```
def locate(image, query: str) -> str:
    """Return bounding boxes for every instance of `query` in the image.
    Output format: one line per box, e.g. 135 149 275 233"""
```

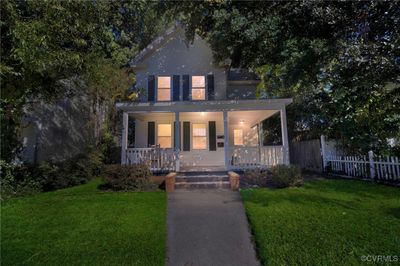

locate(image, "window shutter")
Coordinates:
183 121 190 151
207 74 215 100
209 121 216 151
182 75 190 101
148 75 155 102
173 122 181 149
173 75 180 101
148 122 155 147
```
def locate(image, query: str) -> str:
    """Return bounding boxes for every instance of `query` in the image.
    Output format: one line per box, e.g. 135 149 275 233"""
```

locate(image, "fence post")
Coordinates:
320 135 327 172
368 150 375 179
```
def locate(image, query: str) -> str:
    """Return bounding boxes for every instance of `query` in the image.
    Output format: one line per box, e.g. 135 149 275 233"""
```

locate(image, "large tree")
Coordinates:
168 1 400 155
0 0 169 162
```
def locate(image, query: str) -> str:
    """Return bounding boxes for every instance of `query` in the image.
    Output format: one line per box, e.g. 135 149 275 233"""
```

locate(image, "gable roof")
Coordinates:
129 22 182 68
130 23 258 81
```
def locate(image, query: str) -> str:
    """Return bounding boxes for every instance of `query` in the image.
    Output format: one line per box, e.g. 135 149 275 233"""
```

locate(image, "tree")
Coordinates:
168 1 400 155
0 0 170 162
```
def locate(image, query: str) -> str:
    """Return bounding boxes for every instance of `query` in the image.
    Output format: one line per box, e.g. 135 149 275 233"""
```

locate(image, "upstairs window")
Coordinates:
157 124 172 148
157 76 171 101
192 123 207 149
233 129 244 146
191 76 205 100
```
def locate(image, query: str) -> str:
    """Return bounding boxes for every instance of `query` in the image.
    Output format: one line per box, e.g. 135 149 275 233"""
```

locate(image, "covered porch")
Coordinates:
117 99 291 172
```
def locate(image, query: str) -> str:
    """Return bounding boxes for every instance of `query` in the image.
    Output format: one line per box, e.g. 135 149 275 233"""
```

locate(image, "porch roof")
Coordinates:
116 98 292 113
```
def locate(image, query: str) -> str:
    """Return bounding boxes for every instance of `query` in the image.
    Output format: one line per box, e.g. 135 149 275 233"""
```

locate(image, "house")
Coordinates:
116 24 292 172
20 79 97 164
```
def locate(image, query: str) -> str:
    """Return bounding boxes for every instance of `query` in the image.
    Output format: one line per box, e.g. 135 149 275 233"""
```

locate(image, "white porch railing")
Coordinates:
126 148 178 172
229 146 284 170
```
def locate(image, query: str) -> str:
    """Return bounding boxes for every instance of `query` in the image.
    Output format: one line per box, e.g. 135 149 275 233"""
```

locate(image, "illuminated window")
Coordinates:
157 76 171 101
233 129 244 146
191 76 205 100
157 124 172 148
192 124 207 149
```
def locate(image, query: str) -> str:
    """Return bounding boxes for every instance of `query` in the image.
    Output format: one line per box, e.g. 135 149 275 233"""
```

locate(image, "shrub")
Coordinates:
270 164 303 188
1 147 109 198
0 161 41 199
35 161 65 191
243 168 269 187
102 163 156 191
60 150 103 182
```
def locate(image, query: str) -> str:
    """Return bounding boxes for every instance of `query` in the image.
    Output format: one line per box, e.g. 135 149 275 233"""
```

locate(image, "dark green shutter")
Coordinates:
148 75 155 102
209 121 216 151
207 74 214 100
173 122 181 149
183 122 190 151
182 75 190 101
173 75 180 101
148 122 155 147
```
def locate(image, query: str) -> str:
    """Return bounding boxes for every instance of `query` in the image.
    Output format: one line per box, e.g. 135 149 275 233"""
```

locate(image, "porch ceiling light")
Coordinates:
240 120 244 124
201 112 205 116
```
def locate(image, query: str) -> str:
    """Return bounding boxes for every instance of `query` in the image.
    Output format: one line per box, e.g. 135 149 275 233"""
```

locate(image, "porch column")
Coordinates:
258 122 263 164
223 111 230 170
280 106 290 165
121 112 129 165
174 111 180 172
258 123 263 147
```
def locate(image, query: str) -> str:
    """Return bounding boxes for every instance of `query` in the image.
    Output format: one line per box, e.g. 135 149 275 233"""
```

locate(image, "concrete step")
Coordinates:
175 176 229 183
175 181 231 190
174 171 230 190
177 171 228 177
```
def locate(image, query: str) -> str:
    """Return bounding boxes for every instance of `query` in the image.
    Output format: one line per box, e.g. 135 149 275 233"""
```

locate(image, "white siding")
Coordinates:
135 28 227 100
132 112 225 166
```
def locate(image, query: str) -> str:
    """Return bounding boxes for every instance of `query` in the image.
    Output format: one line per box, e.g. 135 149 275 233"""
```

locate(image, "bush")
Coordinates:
1 146 110 198
102 163 156 191
60 150 103 182
0 161 41 199
243 168 269 187
0 149 104 198
270 164 303 188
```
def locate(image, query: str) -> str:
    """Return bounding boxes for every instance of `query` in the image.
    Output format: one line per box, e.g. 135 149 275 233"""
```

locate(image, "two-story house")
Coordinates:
116 24 292 172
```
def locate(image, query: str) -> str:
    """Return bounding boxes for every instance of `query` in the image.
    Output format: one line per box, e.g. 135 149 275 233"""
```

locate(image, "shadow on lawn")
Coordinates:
304 179 399 199
386 207 400 219
243 179 399 210
244 191 361 210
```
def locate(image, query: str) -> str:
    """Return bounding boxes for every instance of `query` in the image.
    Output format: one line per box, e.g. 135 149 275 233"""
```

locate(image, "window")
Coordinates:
157 76 171 101
191 76 205 100
192 123 207 149
233 129 244 146
157 124 172 148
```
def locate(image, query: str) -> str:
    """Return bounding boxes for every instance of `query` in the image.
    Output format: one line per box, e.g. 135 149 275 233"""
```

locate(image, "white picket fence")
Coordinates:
325 151 400 180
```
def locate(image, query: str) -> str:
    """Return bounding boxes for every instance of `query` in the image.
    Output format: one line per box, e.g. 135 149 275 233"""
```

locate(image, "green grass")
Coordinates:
241 179 400 266
1 180 166 266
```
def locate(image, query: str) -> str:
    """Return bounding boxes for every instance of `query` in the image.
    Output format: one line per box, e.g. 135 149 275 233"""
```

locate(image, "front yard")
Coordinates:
1 179 166 266
241 179 400 265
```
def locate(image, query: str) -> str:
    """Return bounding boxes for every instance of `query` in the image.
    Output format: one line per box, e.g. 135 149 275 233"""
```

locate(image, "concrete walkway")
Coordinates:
166 190 260 266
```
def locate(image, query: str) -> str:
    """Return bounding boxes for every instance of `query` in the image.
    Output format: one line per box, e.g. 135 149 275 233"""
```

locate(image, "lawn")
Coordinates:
1 180 166 266
241 179 400 265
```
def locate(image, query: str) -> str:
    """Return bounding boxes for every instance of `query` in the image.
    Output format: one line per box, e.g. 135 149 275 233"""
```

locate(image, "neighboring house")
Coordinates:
116 24 292 172
20 80 96 163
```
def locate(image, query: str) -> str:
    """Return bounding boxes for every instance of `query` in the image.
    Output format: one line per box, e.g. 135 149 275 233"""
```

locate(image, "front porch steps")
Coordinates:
174 171 230 190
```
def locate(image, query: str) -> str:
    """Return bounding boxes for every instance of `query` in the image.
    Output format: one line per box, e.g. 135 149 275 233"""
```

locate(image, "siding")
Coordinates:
134 28 227 101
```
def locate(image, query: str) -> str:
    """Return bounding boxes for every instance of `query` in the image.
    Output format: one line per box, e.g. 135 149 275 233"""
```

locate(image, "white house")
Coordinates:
116 24 292 172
